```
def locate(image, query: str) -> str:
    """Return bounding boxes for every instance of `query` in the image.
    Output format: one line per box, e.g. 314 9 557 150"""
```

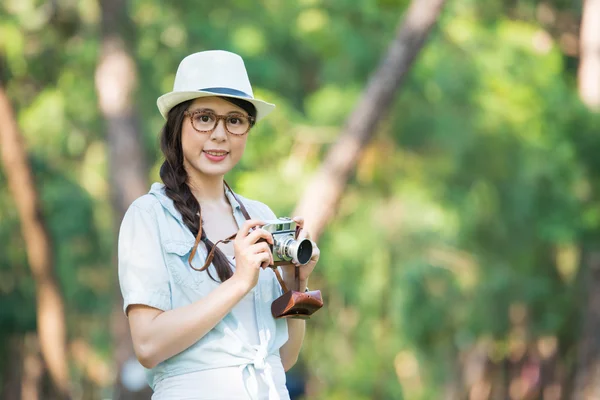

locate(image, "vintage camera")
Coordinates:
259 217 323 320
260 217 313 265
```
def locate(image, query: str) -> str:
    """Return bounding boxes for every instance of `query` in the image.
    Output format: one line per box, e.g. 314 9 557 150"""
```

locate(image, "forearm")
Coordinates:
280 318 306 371
131 276 249 368
279 277 308 371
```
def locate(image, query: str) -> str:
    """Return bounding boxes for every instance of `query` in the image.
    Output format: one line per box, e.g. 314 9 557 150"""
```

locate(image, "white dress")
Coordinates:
151 255 290 400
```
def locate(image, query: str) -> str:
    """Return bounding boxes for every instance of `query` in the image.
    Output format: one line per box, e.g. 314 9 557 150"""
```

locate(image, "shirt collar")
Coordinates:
148 182 241 223
224 182 242 212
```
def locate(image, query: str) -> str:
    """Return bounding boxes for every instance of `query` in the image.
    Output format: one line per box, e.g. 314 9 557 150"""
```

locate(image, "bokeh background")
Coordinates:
1 0 600 399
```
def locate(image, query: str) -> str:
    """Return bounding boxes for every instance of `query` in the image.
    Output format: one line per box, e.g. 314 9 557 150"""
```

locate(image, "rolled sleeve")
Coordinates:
118 203 172 316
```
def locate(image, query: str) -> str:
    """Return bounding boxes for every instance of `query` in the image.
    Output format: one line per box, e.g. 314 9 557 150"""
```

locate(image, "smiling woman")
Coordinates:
117 50 320 400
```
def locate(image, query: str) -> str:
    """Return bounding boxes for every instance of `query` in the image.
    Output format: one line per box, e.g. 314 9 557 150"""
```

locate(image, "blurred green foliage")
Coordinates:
1 0 600 398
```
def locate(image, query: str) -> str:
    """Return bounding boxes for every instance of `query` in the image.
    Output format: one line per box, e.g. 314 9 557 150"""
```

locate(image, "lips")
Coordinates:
203 150 229 156
202 150 229 162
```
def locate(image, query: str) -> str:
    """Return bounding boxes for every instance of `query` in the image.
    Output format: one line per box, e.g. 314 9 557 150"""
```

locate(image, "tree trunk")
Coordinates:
94 0 150 398
573 251 600 399
573 1 600 397
577 0 600 111
0 83 71 399
1 336 24 400
21 333 44 400
292 0 448 240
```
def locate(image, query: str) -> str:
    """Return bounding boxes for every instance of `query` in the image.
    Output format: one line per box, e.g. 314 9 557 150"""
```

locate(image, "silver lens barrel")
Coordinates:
285 238 313 265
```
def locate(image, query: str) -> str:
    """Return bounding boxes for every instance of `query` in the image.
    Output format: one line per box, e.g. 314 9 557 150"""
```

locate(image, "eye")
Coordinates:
228 115 249 126
193 112 215 124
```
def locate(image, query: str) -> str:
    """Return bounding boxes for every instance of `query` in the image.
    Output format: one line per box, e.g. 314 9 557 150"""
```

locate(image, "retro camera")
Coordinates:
260 217 313 265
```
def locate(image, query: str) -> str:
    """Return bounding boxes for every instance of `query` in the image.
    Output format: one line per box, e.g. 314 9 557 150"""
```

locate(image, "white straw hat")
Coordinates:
157 50 275 121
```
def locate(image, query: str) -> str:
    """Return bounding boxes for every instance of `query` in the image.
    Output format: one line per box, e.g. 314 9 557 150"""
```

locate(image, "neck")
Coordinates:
187 171 227 206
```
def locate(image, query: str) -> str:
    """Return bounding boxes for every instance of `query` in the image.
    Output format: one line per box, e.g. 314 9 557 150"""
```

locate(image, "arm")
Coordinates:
120 205 274 369
278 216 319 371
278 278 308 371
128 276 249 369
257 205 320 371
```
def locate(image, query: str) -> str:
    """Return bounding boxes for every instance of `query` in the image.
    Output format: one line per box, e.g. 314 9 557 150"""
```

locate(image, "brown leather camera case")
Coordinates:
271 288 323 319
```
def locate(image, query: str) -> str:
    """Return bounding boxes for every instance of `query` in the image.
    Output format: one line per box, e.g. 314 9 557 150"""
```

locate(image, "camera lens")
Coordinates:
295 239 313 265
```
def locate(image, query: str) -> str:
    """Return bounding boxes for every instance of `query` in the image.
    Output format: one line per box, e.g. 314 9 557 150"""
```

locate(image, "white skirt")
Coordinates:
151 360 290 400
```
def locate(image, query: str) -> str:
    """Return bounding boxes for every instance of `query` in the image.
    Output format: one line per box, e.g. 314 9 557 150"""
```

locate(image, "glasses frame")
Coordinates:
184 109 255 136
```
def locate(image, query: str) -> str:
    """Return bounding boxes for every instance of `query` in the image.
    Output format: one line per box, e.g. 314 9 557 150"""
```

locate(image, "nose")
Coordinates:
210 119 228 142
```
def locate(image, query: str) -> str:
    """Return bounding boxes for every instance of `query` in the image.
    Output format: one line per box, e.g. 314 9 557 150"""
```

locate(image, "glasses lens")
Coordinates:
226 115 250 135
192 112 217 131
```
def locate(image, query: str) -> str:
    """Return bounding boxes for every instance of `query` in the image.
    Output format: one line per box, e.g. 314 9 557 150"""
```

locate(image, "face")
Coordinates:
181 97 250 180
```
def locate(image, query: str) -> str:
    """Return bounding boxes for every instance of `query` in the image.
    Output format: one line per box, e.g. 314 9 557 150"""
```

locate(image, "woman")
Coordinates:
118 50 319 400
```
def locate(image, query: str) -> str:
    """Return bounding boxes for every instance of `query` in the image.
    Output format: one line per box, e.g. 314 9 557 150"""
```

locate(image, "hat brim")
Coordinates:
157 90 275 121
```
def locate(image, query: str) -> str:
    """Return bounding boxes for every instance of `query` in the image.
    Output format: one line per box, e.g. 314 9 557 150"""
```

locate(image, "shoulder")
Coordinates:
128 194 162 216
117 195 164 248
234 193 277 220
119 195 163 232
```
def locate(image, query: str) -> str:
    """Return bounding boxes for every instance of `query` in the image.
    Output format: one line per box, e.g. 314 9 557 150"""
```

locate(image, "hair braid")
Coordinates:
158 100 233 282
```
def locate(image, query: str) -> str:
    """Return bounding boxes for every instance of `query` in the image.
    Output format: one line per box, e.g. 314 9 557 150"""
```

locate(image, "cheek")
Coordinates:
230 138 248 159
181 128 207 157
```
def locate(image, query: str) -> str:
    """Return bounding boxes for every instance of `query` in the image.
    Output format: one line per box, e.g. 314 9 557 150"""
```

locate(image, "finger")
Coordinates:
243 228 274 247
296 227 312 241
311 245 320 261
292 216 304 229
248 242 272 255
255 252 271 269
236 219 266 240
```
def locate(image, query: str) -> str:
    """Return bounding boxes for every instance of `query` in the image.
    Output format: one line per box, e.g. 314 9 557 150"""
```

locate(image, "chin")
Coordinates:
196 161 234 176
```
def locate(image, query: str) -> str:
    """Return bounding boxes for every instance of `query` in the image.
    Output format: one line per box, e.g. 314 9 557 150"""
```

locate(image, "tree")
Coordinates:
0 82 70 399
94 0 150 398
573 1 600 398
577 0 600 111
293 0 449 241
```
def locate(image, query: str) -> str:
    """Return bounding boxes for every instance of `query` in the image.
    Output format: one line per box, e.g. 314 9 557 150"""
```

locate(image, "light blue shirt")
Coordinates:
118 182 289 397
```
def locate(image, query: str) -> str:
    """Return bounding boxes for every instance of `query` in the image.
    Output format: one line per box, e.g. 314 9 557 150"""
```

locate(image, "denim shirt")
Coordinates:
118 182 289 394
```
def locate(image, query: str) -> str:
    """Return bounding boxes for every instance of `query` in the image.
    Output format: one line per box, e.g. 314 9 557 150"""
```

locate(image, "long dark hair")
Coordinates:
159 97 257 282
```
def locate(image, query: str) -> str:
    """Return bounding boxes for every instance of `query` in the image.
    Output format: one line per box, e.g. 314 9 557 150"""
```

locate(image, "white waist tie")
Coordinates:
240 345 280 400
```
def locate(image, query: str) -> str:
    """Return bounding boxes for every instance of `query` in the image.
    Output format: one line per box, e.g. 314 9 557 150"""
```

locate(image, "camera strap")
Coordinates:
224 180 252 220
223 180 298 293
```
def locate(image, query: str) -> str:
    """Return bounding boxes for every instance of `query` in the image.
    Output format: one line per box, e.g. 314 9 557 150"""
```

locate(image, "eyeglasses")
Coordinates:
184 109 255 136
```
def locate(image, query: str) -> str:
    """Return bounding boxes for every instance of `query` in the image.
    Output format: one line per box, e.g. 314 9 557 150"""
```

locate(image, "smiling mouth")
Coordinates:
203 150 229 156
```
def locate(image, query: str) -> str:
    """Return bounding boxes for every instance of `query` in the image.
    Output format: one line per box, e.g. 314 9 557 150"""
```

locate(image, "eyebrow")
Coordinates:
189 108 246 115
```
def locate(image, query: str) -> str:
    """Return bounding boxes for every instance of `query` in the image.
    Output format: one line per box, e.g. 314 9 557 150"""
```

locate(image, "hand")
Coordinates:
280 216 319 291
232 219 274 293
